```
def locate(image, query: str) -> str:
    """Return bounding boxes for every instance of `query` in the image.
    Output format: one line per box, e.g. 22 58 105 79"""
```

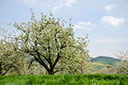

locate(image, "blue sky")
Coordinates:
0 0 128 58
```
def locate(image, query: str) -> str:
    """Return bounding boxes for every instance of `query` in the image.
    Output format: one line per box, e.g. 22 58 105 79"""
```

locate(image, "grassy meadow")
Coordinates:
0 74 128 85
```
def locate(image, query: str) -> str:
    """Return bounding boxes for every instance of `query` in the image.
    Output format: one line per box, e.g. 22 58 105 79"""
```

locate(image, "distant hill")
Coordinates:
91 56 120 66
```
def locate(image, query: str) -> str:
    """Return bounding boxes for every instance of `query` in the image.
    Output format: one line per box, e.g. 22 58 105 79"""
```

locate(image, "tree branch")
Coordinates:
2 64 13 75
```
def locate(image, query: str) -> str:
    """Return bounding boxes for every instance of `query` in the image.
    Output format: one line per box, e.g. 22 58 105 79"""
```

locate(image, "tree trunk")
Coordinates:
0 62 2 75
48 70 54 75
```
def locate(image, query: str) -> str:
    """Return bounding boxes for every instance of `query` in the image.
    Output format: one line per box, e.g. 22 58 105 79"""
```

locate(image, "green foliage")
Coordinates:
0 74 128 85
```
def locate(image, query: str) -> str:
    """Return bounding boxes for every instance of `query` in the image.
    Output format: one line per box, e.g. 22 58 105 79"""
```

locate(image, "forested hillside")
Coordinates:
91 56 120 65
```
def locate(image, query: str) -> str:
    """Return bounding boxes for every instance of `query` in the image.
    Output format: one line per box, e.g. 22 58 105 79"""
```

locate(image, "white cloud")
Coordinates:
104 5 115 12
101 16 125 27
52 4 63 13
24 0 77 12
65 0 77 7
52 0 77 12
74 21 97 30
24 0 39 4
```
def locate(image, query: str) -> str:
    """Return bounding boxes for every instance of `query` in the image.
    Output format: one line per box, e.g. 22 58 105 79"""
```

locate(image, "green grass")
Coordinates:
0 74 128 85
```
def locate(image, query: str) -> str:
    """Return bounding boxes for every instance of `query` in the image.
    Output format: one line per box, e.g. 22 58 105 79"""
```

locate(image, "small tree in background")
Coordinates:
0 28 23 75
13 10 90 75
115 51 128 74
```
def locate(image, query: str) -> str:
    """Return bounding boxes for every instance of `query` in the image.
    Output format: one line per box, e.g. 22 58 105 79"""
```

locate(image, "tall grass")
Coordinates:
0 74 128 85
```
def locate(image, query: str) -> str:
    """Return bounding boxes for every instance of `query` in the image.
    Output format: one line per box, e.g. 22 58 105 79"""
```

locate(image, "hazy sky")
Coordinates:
0 0 128 58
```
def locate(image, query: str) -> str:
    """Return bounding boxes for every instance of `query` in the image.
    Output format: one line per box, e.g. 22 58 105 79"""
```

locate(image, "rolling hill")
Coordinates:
91 56 120 66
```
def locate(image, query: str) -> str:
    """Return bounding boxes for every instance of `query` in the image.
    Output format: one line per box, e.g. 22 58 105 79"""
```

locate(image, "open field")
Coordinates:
0 74 128 85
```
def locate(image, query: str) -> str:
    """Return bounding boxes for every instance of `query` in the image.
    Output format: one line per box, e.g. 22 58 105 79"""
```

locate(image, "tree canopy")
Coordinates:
13 10 90 75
